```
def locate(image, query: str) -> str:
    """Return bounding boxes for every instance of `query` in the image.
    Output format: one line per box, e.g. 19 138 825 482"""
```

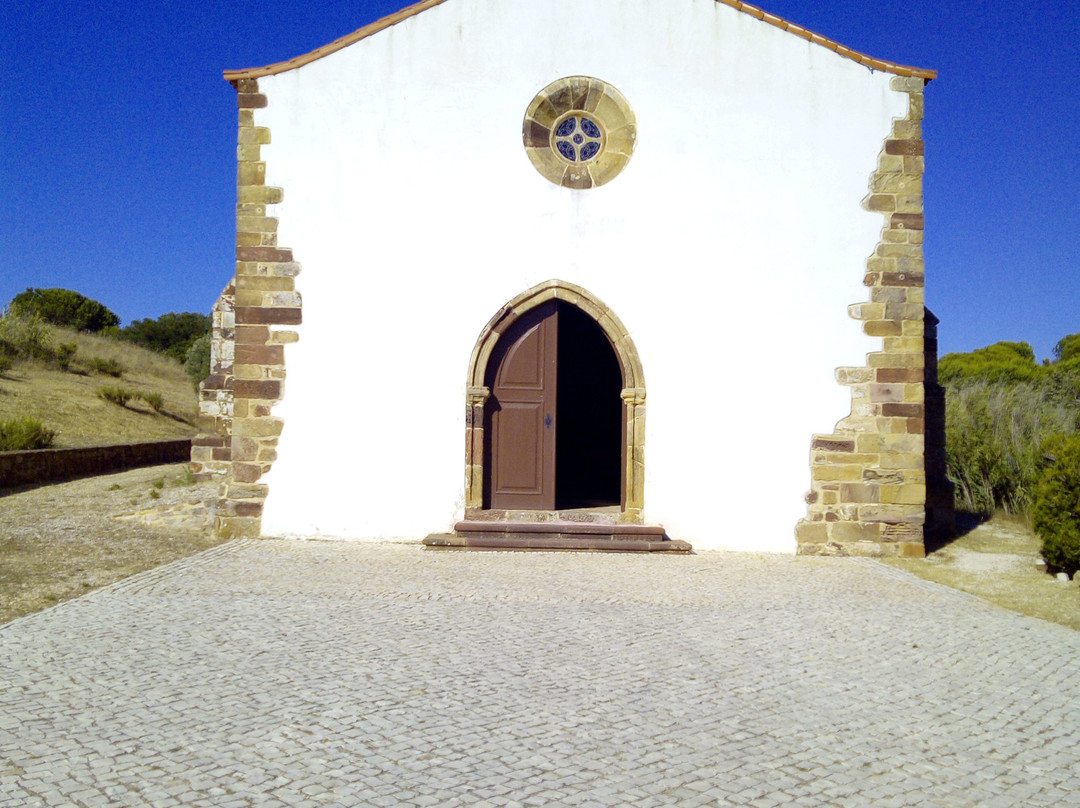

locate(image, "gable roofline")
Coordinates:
223 0 936 83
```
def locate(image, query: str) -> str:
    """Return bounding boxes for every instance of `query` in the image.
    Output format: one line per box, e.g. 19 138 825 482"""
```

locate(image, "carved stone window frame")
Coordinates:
522 76 637 190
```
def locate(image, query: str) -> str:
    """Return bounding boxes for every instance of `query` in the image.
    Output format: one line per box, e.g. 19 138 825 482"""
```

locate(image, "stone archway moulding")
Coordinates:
464 279 646 522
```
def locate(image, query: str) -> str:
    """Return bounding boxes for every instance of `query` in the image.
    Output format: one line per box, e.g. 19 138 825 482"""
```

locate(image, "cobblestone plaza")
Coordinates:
2 541 1079 806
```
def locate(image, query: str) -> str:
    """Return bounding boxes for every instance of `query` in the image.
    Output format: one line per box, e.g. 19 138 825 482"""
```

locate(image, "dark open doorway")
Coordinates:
555 303 622 509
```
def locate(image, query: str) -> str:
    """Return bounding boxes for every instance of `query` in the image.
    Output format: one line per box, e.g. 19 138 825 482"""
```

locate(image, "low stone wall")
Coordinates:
0 440 193 490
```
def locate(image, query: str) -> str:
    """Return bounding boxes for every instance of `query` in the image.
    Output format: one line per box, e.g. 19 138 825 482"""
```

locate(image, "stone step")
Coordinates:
422 521 692 553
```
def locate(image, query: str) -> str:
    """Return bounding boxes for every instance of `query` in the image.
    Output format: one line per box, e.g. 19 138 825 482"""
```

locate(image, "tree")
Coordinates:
121 312 212 362
9 288 120 332
938 341 1043 385
1033 435 1080 576
1054 333 1080 365
184 332 212 389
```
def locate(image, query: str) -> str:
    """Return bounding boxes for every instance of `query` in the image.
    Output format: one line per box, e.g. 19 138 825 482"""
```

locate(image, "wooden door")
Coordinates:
486 302 558 509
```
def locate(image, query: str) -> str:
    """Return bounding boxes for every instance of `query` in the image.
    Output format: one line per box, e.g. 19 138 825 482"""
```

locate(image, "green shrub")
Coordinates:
0 311 54 362
1032 435 1080 576
55 342 77 371
939 341 1044 385
0 355 11 375
90 357 124 377
1054 333 1080 364
0 417 56 451
97 385 134 407
184 331 212 389
140 391 164 412
121 313 211 361
945 380 1077 514
9 288 120 332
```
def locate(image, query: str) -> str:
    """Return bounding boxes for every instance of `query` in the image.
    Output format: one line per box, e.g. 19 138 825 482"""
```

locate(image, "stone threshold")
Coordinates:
423 520 692 553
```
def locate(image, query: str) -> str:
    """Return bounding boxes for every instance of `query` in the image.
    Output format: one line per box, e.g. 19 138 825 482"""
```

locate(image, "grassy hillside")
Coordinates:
0 327 197 448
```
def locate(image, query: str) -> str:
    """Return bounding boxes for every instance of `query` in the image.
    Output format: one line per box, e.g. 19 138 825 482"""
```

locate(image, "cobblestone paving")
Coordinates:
2 540 1079 807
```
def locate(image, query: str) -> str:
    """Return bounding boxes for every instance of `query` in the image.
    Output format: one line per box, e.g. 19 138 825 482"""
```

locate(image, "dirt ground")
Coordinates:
883 513 1080 632
2 470 1078 631
0 464 225 623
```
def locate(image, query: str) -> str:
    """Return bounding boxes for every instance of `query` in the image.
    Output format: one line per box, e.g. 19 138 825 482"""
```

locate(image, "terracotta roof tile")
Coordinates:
223 0 935 83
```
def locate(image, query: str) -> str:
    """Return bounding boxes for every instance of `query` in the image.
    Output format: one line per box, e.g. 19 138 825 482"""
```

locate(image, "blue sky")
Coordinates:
3 0 1078 359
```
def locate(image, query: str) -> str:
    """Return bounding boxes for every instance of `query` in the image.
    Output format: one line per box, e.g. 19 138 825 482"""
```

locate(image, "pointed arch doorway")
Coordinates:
461 280 649 524
484 299 622 511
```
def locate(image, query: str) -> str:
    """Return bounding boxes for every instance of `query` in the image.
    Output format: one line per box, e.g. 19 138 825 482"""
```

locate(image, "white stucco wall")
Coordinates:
255 0 909 551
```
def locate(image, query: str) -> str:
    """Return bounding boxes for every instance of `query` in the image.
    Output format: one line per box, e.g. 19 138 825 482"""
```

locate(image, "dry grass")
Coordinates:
883 513 1080 631
0 463 225 624
0 327 197 448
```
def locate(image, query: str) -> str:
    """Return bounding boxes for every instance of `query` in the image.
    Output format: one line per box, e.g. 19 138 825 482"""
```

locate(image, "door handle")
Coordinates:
544 413 552 429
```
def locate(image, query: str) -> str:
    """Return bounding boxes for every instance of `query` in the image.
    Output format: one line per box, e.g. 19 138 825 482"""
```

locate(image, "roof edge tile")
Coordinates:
224 0 451 82
718 1 936 79
223 0 935 84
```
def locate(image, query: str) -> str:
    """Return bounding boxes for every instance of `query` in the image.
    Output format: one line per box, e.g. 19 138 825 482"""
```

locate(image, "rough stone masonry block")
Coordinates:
811 436 856 452
847 302 885 321
237 144 261 163
878 154 905 173
238 186 284 204
884 337 925 354
908 93 925 121
868 352 923 369
902 319 925 336
839 483 880 503
891 119 922 140
885 139 924 156
235 344 284 366
868 384 905 403
795 521 829 543
239 276 295 292
234 306 302 326
238 127 271 145
879 484 926 505
835 366 876 385
865 194 897 212
870 173 922 194
237 162 266 186
882 402 924 418
877 368 922 383
876 243 923 259
895 194 924 213
864 320 903 337
859 504 926 524
231 364 265 381
269 329 299 344
236 216 278 234
236 246 293 263
890 75 927 93
857 433 924 454
234 325 270 344
233 417 284 439
233 379 282 400
878 452 924 470
811 464 864 482
890 213 924 230
237 93 268 109
230 462 264 483
216 515 261 539
829 521 883 543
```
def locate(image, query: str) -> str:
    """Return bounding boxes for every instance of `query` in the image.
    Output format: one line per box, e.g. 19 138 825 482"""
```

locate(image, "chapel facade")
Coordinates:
192 0 953 555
